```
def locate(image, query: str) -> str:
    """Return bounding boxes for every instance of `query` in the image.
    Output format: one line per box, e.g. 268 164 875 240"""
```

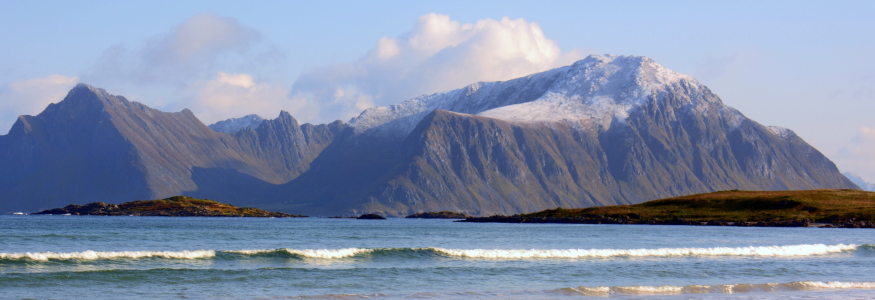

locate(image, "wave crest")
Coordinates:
2 244 863 262
226 248 372 259
557 281 875 296
0 250 215 261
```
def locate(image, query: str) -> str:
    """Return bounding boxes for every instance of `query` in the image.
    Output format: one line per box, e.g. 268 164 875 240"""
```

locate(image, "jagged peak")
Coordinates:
250 111 303 135
277 110 294 120
267 110 300 127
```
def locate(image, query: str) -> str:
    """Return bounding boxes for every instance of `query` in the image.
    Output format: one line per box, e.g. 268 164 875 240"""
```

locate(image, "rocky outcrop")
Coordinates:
356 214 386 219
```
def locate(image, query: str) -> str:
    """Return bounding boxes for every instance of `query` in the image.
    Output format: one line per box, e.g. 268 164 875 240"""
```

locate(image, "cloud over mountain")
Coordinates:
0 74 78 133
289 13 585 123
86 13 264 86
192 72 293 123
74 13 291 124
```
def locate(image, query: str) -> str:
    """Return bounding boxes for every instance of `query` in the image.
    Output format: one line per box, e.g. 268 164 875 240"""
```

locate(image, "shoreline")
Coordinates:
459 215 875 228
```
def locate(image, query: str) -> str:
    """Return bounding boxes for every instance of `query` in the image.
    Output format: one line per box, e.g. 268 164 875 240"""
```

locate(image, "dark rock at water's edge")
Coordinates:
406 211 471 219
33 196 306 217
357 214 386 219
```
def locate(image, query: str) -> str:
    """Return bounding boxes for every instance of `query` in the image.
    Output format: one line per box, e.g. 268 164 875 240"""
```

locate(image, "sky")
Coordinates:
1 0 874 182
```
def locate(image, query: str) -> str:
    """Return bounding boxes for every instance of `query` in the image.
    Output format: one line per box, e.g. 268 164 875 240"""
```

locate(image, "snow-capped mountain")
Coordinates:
844 172 875 191
208 114 265 133
350 55 743 136
283 55 857 216
0 55 859 216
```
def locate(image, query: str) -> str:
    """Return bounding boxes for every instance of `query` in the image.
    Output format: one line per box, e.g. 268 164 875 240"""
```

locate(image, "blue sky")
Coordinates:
1 0 874 182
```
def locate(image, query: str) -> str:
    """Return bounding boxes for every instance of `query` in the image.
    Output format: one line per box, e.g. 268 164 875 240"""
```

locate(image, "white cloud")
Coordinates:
192 72 315 125
835 126 875 183
84 13 265 88
0 74 79 134
289 13 585 123
76 13 294 124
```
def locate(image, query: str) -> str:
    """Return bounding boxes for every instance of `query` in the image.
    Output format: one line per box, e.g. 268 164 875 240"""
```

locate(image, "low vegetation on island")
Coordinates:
33 196 306 217
462 189 875 228
406 211 471 219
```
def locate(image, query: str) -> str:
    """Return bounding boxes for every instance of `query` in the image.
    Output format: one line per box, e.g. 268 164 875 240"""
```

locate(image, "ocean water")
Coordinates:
2 215 874 299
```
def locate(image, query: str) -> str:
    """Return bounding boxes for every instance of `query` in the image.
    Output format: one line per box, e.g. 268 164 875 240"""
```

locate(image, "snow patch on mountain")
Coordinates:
209 114 265 133
767 126 794 140
349 54 730 136
477 93 628 128
349 65 569 136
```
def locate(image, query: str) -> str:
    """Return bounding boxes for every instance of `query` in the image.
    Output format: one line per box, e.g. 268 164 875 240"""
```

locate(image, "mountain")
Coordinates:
275 55 858 216
0 84 344 213
0 55 858 215
844 172 875 191
208 114 265 133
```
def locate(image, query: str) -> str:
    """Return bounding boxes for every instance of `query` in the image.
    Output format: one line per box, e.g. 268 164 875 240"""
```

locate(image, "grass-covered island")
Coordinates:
462 189 875 228
33 196 306 217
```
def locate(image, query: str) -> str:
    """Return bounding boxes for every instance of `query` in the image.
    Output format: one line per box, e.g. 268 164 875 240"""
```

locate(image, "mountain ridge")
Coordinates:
0 55 860 215
276 55 856 216
0 84 346 212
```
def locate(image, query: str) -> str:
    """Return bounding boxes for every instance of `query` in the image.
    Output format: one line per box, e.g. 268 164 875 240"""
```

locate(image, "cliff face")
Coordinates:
0 84 344 213
0 55 858 215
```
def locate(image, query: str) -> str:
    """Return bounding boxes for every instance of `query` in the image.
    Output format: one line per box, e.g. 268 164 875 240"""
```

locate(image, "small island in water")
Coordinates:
406 211 471 219
33 196 306 217
462 189 875 228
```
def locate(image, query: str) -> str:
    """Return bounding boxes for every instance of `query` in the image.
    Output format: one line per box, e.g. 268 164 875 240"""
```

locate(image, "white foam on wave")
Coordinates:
558 281 875 296
0 250 215 261
225 248 372 259
6 243 864 262
282 248 372 259
432 244 858 259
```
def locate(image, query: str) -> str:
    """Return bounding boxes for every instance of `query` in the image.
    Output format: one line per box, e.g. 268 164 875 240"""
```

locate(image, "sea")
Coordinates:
2 215 874 299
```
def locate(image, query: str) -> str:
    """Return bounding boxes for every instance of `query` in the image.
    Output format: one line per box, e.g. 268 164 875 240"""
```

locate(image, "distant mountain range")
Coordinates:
208 114 265 133
844 172 875 191
0 55 859 215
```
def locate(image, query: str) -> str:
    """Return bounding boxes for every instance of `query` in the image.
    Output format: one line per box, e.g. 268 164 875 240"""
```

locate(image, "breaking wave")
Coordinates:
554 281 875 296
0 250 215 261
1 244 868 262
225 248 373 259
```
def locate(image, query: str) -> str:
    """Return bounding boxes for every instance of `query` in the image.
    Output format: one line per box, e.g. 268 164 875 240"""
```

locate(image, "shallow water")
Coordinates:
2 215 874 299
